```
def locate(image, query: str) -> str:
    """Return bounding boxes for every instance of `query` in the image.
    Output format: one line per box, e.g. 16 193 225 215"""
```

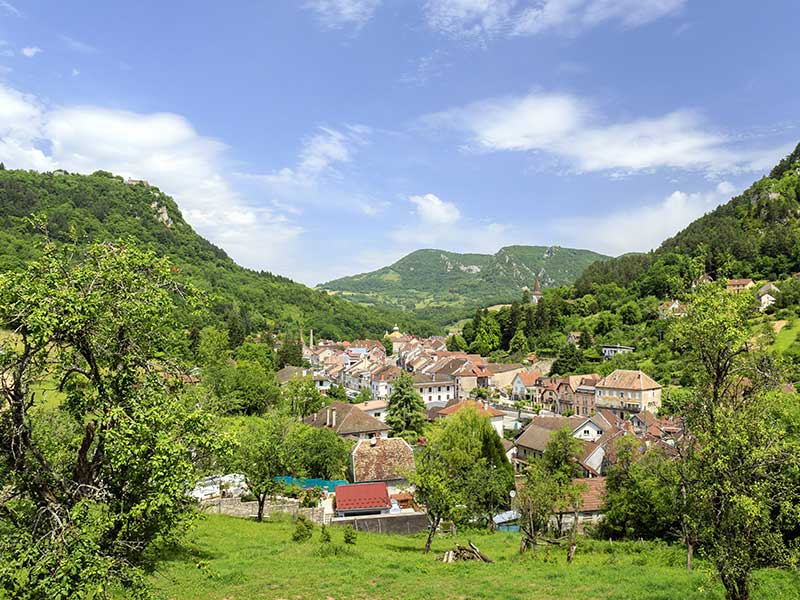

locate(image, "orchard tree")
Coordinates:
0 239 224 597
385 372 426 439
282 376 324 419
229 415 302 521
672 284 800 600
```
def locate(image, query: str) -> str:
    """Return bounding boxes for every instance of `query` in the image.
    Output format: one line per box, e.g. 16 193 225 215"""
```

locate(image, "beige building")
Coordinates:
594 369 662 416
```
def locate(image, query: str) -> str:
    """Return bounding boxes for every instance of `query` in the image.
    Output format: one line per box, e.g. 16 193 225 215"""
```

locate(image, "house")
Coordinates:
351 437 415 495
305 402 390 440
595 370 662 416
760 294 777 311
757 283 779 312
567 331 582 347
553 374 601 416
726 278 755 294
436 399 505 437
333 482 391 517
511 371 543 402
658 299 687 318
553 477 607 532
486 363 526 389
514 415 585 463
353 399 389 422
276 366 312 385
691 273 714 288
410 372 457 407
601 345 635 360
370 365 401 400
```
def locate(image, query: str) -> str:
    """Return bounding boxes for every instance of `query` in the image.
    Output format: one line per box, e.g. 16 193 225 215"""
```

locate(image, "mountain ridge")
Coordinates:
0 168 440 341
319 244 610 324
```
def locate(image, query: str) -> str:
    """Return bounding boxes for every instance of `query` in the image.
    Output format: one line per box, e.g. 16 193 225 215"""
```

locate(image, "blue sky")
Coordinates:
0 1 797 285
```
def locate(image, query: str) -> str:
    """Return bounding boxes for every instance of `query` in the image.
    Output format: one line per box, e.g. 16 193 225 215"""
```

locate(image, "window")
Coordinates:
438 395 441 401
583 429 590 435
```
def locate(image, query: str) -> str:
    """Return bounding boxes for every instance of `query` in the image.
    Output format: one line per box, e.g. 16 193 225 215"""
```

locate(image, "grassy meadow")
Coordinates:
144 514 800 600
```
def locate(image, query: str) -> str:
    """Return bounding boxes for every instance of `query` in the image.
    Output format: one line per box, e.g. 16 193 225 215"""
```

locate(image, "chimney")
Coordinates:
370 435 377 447
325 407 331 427
331 407 337 429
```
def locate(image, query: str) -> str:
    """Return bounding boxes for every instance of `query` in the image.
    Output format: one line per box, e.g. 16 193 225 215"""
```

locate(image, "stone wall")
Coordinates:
200 497 326 525
330 512 429 535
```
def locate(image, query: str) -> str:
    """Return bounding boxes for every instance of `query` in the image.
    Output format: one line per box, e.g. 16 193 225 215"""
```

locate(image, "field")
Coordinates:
145 514 800 600
771 318 800 352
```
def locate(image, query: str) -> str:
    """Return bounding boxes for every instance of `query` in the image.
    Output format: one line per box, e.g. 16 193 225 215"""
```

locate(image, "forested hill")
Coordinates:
0 168 439 340
319 245 610 325
575 142 800 296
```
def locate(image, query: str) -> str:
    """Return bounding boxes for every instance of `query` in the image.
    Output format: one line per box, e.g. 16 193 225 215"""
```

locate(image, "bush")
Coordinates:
291 515 314 542
301 487 324 508
319 525 331 544
343 526 357 546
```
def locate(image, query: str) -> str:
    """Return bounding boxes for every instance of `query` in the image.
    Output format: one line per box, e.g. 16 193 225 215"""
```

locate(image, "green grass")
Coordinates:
771 318 800 352
144 514 800 600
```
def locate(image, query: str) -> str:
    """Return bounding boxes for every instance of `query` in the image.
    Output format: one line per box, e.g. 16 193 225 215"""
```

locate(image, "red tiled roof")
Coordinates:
577 477 606 512
517 371 542 387
437 399 504 418
334 482 390 511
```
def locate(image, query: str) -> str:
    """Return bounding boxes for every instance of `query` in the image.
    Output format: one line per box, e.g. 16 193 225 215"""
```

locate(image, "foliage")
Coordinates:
281 376 324 419
0 239 224 597
343 525 357 545
354 387 372 404
410 406 514 552
385 372 426 439
291 515 314 542
0 169 439 342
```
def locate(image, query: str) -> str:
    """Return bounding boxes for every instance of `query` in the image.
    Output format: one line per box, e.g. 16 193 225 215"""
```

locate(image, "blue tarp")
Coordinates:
274 476 348 493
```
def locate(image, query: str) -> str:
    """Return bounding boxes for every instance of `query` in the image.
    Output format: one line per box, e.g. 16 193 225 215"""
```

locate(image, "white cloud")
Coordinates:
552 180 736 255
399 50 452 86
21 46 42 58
71 68 80 76
60 35 95 53
0 83 302 274
0 1 20 16
427 90 790 175
303 0 381 30
424 0 686 41
409 193 461 224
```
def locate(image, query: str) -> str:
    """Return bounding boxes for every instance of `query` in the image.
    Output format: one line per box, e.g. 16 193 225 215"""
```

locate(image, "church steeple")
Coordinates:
531 278 543 304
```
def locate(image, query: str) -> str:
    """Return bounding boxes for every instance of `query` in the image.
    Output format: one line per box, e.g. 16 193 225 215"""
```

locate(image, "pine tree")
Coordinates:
385 372 426 439
509 328 530 356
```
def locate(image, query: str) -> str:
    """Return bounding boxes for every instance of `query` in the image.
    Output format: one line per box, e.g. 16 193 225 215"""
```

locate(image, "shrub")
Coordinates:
319 525 331 544
343 526 357 546
291 515 314 542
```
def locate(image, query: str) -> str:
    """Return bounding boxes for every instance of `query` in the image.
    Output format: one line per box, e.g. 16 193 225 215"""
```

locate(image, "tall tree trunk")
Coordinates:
257 495 266 522
721 572 750 600
686 541 693 572
423 517 439 554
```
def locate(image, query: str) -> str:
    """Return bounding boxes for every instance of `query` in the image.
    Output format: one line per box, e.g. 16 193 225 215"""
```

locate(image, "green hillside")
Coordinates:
0 168 438 341
576 142 800 294
319 245 610 324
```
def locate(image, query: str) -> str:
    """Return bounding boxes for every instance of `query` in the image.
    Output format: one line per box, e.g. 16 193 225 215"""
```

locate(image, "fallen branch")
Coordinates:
440 541 493 563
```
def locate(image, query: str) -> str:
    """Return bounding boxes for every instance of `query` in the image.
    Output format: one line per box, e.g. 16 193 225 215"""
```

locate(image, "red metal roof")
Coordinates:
334 482 390 511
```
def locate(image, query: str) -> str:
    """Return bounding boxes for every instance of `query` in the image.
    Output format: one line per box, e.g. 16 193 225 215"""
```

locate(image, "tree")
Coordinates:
509 328 530 356
198 325 230 366
354 386 372 404
550 343 583 376
0 240 224 597
515 461 560 554
469 315 501 356
446 333 468 352
229 415 301 521
408 466 460 554
385 372 426 439
277 332 303 368
289 426 351 479
281 376 324 419
412 407 514 540
327 383 348 402
213 360 280 415
672 284 800 600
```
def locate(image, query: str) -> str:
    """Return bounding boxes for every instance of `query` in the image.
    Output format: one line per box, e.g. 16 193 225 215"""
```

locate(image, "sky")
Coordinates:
0 1 798 286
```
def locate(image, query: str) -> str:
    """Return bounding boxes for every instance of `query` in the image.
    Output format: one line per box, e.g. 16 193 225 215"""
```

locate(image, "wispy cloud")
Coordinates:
424 0 686 42
425 90 792 176
399 50 452 86
60 35 96 53
21 46 41 58
0 1 20 17
303 0 381 30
